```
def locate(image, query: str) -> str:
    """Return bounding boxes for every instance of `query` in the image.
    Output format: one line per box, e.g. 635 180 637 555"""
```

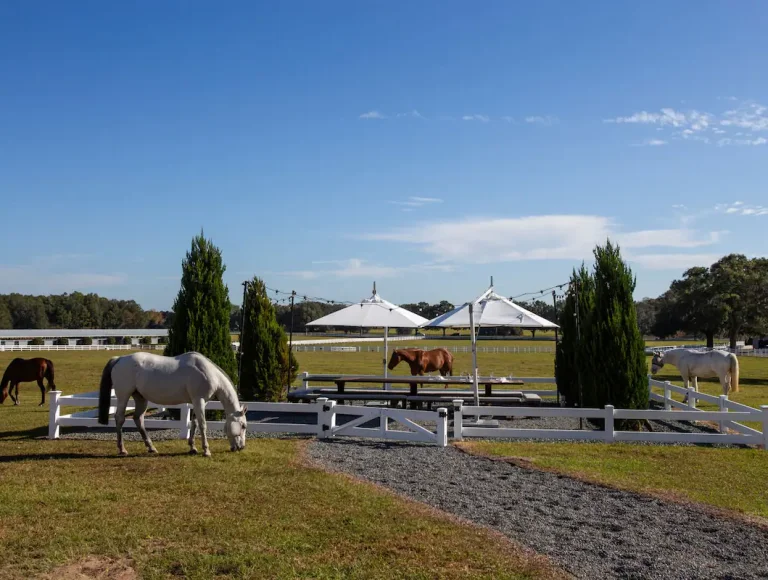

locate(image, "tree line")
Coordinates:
0 292 171 330
634 254 768 349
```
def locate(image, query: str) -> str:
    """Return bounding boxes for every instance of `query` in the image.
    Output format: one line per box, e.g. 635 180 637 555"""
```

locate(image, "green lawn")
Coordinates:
0 350 565 580
457 441 768 521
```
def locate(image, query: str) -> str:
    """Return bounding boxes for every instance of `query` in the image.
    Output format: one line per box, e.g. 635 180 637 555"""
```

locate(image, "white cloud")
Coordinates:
525 115 559 126
357 215 723 265
462 114 489 123
720 102 768 132
388 196 444 210
359 110 385 120
0 265 127 294
605 108 688 127
606 100 768 147
501 116 515 123
278 258 455 280
635 138 667 146
627 253 723 270
715 202 768 216
396 110 424 119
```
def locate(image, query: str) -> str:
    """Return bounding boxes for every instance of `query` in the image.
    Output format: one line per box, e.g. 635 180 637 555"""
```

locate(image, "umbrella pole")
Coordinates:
469 304 479 406
383 326 389 390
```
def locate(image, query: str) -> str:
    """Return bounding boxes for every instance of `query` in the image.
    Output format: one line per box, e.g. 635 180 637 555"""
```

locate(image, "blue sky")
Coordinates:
1 1 767 310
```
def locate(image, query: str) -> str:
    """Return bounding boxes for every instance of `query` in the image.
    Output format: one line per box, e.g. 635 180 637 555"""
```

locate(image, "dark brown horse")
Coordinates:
1 357 57 406
388 348 454 388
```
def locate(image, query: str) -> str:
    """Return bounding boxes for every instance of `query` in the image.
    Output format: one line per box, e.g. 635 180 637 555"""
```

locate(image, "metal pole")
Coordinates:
469 303 479 407
287 290 296 396
573 280 584 430
552 289 560 406
237 280 248 392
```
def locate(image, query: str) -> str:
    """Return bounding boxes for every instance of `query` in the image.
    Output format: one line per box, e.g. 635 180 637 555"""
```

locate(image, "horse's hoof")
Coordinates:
148 447 158 454
118 450 129 457
188 448 198 455
203 450 212 458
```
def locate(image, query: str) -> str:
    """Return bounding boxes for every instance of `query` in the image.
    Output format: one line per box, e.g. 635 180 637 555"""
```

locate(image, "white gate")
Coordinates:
318 398 448 446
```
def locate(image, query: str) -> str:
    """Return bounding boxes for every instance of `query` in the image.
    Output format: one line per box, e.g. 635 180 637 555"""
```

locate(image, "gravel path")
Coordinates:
306 439 768 580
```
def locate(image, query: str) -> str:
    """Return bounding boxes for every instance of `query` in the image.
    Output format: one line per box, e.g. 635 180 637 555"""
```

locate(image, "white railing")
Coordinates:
47 391 447 446
452 377 768 448
292 345 556 354
291 336 425 346
1 344 165 352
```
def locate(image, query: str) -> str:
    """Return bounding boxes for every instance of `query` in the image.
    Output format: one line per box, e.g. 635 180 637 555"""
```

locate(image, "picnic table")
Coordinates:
288 374 531 408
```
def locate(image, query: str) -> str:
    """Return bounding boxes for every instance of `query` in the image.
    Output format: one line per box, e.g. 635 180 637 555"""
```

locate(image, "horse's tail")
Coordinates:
0 365 11 401
98 356 121 425
44 359 56 388
730 353 740 393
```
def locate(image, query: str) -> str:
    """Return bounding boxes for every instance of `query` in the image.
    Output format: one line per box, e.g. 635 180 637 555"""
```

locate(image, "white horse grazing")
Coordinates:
651 348 739 401
97 351 247 457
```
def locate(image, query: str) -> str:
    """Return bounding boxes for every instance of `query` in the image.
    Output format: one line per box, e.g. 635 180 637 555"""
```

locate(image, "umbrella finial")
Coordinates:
490 275 493 288
373 281 377 295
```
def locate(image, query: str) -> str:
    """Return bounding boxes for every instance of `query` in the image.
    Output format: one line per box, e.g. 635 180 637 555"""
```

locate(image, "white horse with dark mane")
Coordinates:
651 348 739 401
97 351 247 457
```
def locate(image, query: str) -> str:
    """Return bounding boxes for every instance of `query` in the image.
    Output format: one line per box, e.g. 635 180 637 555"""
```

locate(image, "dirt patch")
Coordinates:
37 557 137 580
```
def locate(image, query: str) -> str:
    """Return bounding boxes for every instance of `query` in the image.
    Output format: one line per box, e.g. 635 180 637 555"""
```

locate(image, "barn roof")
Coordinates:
0 329 168 339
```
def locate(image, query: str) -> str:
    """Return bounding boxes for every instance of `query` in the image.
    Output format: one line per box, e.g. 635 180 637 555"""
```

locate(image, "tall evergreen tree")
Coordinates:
164 231 237 381
555 264 594 407
588 240 648 427
239 276 298 401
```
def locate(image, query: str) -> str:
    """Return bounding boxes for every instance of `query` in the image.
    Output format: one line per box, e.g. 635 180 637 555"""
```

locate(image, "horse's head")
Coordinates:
650 351 665 374
225 404 248 451
0 386 7 404
387 350 403 370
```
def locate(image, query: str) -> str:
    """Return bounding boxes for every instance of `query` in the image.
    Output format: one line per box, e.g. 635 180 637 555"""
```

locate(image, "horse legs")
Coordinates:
132 393 157 454
9 382 18 405
192 398 210 457
188 410 198 454
681 373 690 404
37 378 46 406
114 393 132 456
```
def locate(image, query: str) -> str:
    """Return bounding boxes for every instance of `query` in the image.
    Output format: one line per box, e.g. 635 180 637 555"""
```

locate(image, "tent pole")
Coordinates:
469 303 479 406
383 326 389 390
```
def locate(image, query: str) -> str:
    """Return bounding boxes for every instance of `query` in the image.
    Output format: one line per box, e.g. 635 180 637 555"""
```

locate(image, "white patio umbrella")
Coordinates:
306 283 429 384
421 284 559 406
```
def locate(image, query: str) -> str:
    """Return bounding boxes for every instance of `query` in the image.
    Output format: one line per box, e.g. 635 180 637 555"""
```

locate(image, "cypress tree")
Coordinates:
239 276 299 401
588 240 648 428
164 231 238 381
555 264 595 407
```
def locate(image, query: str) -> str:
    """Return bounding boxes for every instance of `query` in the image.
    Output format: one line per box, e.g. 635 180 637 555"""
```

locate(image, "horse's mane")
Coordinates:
187 351 237 393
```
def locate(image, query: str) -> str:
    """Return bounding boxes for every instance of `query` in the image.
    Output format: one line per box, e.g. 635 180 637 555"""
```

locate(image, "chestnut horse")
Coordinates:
1 357 57 406
388 348 454 388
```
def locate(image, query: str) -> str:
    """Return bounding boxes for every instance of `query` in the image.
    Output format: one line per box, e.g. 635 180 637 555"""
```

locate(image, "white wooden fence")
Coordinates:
1 344 165 352
47 391 448 446
452 377 768 448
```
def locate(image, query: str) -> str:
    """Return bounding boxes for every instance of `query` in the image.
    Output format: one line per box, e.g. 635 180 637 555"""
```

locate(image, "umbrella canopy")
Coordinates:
422 285 558 405
306 284 429 379
424 287 559 330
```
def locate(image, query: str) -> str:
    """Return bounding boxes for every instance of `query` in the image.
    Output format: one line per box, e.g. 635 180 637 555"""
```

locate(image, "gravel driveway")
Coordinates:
306 438 768 580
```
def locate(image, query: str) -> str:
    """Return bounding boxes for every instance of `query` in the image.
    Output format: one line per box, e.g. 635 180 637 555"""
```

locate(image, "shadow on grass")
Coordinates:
0 426 49 440
0 450 198 463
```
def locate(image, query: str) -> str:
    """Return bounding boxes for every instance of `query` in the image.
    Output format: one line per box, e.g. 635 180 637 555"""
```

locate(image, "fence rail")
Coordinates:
1 344 165 352
293 344 557 354
47 391 448 446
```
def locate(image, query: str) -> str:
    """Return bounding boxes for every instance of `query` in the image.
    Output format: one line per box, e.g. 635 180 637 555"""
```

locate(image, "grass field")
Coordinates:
457 441 768 522
2 345 767 578
0 349 565 580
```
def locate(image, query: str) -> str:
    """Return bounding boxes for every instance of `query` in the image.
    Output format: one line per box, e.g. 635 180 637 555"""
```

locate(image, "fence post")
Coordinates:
719 395 728 433
453 399 463 441
379 408 388 437
762 406 768 450
48 390 61 439
436 408 448 447
302 371 309 390
179 404 191 440
664 381 671 411
688 387 697 410
604 405 615 442
318 398 336 439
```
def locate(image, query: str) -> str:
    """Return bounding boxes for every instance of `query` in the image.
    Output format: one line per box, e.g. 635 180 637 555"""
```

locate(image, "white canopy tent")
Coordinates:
306 284 429 383
421 284 559 406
